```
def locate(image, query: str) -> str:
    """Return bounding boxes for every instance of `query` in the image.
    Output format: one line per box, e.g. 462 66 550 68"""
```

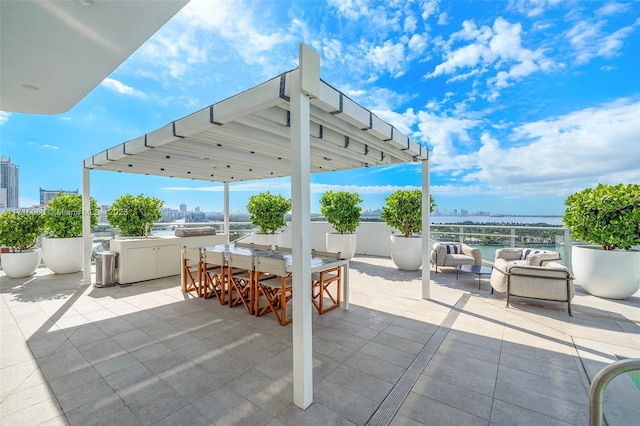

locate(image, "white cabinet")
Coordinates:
110 234 227 284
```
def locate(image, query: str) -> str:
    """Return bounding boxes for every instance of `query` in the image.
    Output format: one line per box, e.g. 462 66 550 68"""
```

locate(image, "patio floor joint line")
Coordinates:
365 293 470 426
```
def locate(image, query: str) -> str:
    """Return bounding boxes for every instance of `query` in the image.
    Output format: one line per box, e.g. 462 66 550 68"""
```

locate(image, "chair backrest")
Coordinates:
312 249 341 259
234 241 252 248
251 243 272 251
202 249 224 265
228 252 253 270
183 246 202 262
275 245 292 253
255 256 287 276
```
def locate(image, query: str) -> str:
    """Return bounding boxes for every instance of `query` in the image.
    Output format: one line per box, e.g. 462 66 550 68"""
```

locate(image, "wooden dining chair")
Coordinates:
201 250 226 304
274 245 292 253
311 250 342 314
227 252 254 314
255 256 293 325
182 247 203 296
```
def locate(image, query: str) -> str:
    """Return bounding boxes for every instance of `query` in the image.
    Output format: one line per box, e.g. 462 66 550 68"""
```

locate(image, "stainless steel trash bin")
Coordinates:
95 252 117 287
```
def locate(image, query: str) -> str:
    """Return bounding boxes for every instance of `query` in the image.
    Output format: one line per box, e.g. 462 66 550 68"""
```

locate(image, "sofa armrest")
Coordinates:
461 244 483 265
495 248 523 261
430 243 448 266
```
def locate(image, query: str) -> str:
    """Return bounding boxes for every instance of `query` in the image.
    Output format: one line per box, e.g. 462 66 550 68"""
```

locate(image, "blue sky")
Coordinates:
1 0 639 216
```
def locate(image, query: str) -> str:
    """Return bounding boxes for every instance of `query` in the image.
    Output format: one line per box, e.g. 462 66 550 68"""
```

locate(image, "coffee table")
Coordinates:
454 265 493 289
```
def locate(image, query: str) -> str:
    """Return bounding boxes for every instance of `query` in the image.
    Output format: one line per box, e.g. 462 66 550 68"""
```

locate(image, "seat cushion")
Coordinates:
443 253 475 266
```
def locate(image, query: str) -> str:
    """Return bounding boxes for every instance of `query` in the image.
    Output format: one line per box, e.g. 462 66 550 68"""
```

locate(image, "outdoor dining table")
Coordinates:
199 244 350 311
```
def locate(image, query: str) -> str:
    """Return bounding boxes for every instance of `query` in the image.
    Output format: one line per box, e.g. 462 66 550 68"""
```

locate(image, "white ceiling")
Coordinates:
85 69 428 182
0 0 188 114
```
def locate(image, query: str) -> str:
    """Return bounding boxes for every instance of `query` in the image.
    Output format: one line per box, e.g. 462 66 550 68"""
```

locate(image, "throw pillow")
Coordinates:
444 244 462 254
521 248 541 260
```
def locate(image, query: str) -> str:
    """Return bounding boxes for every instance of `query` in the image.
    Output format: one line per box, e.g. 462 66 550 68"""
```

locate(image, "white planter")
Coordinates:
390 234 422 271
42 237 84 274
572 245 640 299
250 233 280 249
326 233 357 259
1 249 41 278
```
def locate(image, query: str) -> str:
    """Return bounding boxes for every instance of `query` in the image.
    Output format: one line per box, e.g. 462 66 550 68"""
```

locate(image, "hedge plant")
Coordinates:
319 191 363 234
44 194 98 238
563 183 640 250
106 194 163 237
381 190 436 238
246 192 291 234
0 210 44 252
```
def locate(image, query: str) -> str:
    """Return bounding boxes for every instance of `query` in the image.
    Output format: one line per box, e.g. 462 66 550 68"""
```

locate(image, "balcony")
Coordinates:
1 225 638 425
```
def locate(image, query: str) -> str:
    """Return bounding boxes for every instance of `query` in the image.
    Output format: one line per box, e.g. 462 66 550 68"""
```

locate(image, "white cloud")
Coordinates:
566 17 639 65
421 0 440 20
597 2 632 16
368 41 407 77
509 0 563 17
426 17 551 100
462 98 640 196
101 78 146 97
0 111 10 125
437 13 449 26
416 110 481 162
42 145 60 150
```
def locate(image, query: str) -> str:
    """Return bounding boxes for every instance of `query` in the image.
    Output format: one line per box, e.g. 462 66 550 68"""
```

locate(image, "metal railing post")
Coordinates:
564 228 571 270
589 358 640 426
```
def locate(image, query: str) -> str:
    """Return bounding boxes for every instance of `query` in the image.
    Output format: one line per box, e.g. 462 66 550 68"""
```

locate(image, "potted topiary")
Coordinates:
563 183 639 299
381 190 435 270
0 210 44 278
106 194 163 237
246 191 291 248
320 191 362 259
42 194 99 274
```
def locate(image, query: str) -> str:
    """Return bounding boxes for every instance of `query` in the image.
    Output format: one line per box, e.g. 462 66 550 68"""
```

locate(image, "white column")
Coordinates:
224 182 230 243
421 158 430 300
290 44 315 409
82 167 91 285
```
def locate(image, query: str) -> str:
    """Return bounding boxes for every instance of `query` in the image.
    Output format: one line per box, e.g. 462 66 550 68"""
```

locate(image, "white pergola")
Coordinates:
82 44 431 409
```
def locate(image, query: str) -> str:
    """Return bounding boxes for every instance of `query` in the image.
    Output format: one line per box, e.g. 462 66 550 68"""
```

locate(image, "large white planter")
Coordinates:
326 233 357 259
390 234 422 271
1 249 41 278
42 237 84 274
250 233 280 249
572 245 640 299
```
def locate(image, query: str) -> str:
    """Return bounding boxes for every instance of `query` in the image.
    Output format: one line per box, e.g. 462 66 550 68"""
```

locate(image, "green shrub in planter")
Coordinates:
381 190 436 237
320 191 362 234
44 194 99 238
563 183 640 250
106 194 163 237
0 210 44 252
247 192 291 234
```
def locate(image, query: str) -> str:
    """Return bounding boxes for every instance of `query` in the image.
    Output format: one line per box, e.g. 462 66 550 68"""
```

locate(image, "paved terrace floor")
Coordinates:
1 255 639 426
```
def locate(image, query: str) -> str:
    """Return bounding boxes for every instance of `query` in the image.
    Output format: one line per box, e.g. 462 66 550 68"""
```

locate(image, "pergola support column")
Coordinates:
290 43 317 409
422 158 430 300
224 182 229 243
82 167 91 285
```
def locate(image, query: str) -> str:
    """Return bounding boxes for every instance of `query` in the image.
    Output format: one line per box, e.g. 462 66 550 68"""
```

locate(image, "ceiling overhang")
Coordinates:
0 0 188 114
84 69 428 183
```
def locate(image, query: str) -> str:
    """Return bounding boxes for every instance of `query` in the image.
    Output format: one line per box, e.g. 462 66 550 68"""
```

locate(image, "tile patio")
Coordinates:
1 255 638 425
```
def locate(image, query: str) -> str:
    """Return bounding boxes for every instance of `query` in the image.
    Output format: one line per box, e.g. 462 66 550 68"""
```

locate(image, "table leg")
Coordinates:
342 261 349 311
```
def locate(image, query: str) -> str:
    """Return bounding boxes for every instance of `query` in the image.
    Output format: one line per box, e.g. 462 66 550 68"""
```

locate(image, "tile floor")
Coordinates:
1 255 638 425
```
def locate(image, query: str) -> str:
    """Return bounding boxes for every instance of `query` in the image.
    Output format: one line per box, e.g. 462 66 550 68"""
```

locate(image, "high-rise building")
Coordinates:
0 157 19 208
40 187 79 206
